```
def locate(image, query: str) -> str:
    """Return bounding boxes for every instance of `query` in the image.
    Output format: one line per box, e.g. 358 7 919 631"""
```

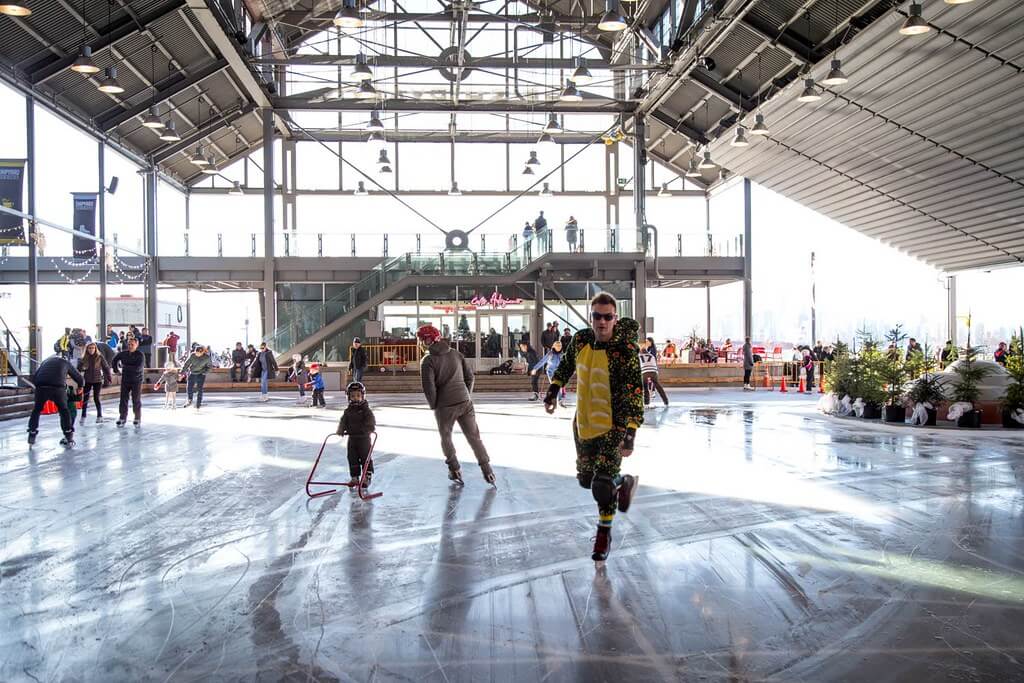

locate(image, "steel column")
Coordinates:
26 96 39 361
743 178 752 340
532 280 544 353
98 140 107 339
144 167 158 335
947 275 957 346
633 113 647 250
262 108 277 337
634 260 647 339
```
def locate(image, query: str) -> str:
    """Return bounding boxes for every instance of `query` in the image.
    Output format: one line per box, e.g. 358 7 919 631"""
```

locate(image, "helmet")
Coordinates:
416 324 441 344
346 381 366 396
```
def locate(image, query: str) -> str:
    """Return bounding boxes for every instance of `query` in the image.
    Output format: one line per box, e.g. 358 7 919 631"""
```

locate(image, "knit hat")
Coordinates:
416 324 441 344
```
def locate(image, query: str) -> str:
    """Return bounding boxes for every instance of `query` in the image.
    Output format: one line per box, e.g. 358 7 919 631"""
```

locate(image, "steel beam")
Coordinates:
262 108 276 338
743 177 752 340
251 54 611 69
299 129 601 144
273 96 633 114
152 103 257 163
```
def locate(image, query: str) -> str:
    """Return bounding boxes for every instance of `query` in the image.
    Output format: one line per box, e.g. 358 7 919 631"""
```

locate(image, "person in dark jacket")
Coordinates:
181 345 213 409
77 341 112 424
994 341 1008 366
230 342 247 382
135 327 154 369
418 324 495 486
337 381 376 487
253 342 278 401
27 354 85 446
245 344 257 381
560 327 573 352
940 340 958 369
111 336 146 427
540 322 557 352
349 337 368 382
519 341 542 399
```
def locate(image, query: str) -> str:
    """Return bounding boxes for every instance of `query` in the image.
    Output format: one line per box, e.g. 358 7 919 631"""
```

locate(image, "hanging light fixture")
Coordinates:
560 80 582 102
158 120 181 142
899 3 930 35
526 150 541 166
539 182 553 197
367 110 384 131
657 183 670 197
333 0 363 28
354 181 368 196
351 53 373 81
355 80 380 99
522 165 535 176
190 146 208 166
571 57 593 86
0 3 32 16
379 164 392 174
750 112 770 136
821 1 848 86
797 78 822 102
597 0 627 32
698 148 716 170
731 126 749 147
448 181 462 196
142 105 164 129
538 132 556 145
367 130 385 143
685 157 702 178
542 113 561 133
229 181 244 196
97 66 124 94
71 46 100 74
376 148 391 166
200 155 217 172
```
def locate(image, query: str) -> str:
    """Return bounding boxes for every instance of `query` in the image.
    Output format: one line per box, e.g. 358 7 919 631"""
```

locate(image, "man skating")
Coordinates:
544 292 643 562
26 354 85 447
111 337 145 426
418 324 496 486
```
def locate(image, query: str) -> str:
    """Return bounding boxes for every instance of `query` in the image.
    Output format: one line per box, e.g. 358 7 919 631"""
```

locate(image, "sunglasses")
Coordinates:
590 311 616 322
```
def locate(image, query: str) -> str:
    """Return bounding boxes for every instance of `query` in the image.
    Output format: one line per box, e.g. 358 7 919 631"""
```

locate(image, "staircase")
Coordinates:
0 314 34 390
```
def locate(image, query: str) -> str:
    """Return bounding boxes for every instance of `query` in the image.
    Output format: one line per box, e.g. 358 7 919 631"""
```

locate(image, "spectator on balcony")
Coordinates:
522 221 533 260
534 211 548 251
565 215 578 253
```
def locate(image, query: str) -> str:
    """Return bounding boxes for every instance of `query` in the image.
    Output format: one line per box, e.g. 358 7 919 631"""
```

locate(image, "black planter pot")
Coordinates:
1003 409 1023 429
884 405 905 423
957 410 982 429
862 403 882 420
925 407 937 426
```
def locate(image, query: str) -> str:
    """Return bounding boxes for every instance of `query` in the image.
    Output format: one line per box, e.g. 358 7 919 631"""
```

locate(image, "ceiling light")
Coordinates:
190 146 208 166
376 148 391 166
797 78 821 102
543 113 561 133
571 58 593 86
539 182 553 197
685 158 702 178
899 3 930 36
351 53 373 81
821 59 848 86
158 120 181 142
719 169 730 181
448 181 462 196
0 3 31 16
141 105 165 129
97 66 124 94
333 0 363 28
526 150 540 166
70 46 99 74
538 132 556 145
522 165 535 176
367 130 385 143
229 181 244 196
355 80 380 100
354 181 368 196
379 164 392 174
560 80 582 102
200 156 217 172
750 112 770 136
698 149 716 170
731 126 749 147
597 1 627 32
657 183 670 197
367 110 384 131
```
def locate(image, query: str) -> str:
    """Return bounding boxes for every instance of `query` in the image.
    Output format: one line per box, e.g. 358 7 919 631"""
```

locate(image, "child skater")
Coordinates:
336 381 376 488
288 354 307 405
532 339 567 407
305 363 326 408
155 361 179 409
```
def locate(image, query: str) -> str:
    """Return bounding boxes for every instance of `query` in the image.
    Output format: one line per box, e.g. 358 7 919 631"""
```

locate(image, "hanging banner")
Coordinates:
71 192 98 258
0 159 26 246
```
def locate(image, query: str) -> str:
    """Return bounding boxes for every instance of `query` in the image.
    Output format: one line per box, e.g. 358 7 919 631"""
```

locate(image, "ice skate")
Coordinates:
558 399 567 408
95 415 103 424
60 433 75 448
348 476 359 487
480 463 497 487
133 418 141 427
448 467 464 485
116 418 125 427
592 526 612 562
27 430 37 445
183 400 193 408
617 475 639 512
528 392 539 401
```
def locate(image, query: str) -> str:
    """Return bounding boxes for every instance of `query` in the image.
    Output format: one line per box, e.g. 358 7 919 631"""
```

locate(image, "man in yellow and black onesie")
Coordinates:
544 292 643 561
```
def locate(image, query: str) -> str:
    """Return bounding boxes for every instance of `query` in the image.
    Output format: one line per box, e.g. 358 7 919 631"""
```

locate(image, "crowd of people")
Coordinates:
519 212 581 256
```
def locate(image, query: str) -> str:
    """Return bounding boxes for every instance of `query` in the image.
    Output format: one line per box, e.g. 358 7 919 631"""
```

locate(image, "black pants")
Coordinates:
312 388 325 406
230 364 242 382
143 352 152 369
347 435 373 478
119 381 142 421
187 373 207 407
642 372 669 405
743 368 752 385
806 367 815 388
82 382 103 418
530 373 541 394
28 385 73 435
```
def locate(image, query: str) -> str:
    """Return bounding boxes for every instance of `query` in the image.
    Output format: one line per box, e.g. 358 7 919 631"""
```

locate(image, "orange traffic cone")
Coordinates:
779 375 788 393
798 375 806 393
763 372 773 391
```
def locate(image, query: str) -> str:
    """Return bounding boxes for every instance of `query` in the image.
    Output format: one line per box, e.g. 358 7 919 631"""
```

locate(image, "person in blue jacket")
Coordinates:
305 363 326 408
532 339 567 407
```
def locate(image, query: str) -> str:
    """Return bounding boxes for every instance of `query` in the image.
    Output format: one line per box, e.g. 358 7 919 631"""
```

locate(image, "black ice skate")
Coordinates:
617 475 639 513
27 430 37 445
448 467 464 485
480 463 497 487
60 433 75 448
116 418 125 427
592 526 612 562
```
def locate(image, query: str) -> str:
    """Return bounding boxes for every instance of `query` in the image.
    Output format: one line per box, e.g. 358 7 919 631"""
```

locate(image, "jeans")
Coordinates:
118 381 142 421
434 401 490 472
28 385 72 435
260 368 269 395
187 373 207 407
642 372 668 405
312 388 325 407
82 382 103 418
352 367 364 383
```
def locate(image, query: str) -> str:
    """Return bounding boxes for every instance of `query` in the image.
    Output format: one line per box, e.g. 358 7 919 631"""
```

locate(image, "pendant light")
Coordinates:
354 181 368 196
351 53 373 81
0 3 32 16
355 80 380 99
200 156 218 174
730 67 748 147
597 0 627 32
158 120 180 141
379 164 392 174
538 132 556 145
367 110 384 131
657 183 670 197
539 182 553 197
899 3 930 35
367 130 385 143
685 157 701 178
229 181 244 195
190 146 208 166
522 165 535 176
698 148 716 170
571 57 593 86
97 66 124 94
797 13 821 102
376 148 391 166
70 1 99 74
542 113 561 134
526 150 540 166
820 1 848 86
448 181 462 196
750 113 770 136
334 0 363 28
141 47 164 129
560 80 582 102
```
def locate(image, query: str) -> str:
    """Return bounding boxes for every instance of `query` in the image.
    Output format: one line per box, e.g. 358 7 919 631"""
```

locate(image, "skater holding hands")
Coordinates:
544 292 643 561
337 381 376 488
155 361 179 409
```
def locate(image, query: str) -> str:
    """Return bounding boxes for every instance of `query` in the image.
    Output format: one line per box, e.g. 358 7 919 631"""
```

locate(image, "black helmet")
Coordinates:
346 381 366 396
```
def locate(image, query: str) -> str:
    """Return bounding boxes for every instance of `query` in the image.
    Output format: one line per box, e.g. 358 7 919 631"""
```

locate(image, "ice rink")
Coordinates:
2 389 1023 682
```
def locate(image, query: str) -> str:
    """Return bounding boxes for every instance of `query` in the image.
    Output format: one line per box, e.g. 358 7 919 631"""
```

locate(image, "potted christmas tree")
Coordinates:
824 340 853 398
948 325 989 428
905 343 944 426
1001 328 1024 429
881 324 908 423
